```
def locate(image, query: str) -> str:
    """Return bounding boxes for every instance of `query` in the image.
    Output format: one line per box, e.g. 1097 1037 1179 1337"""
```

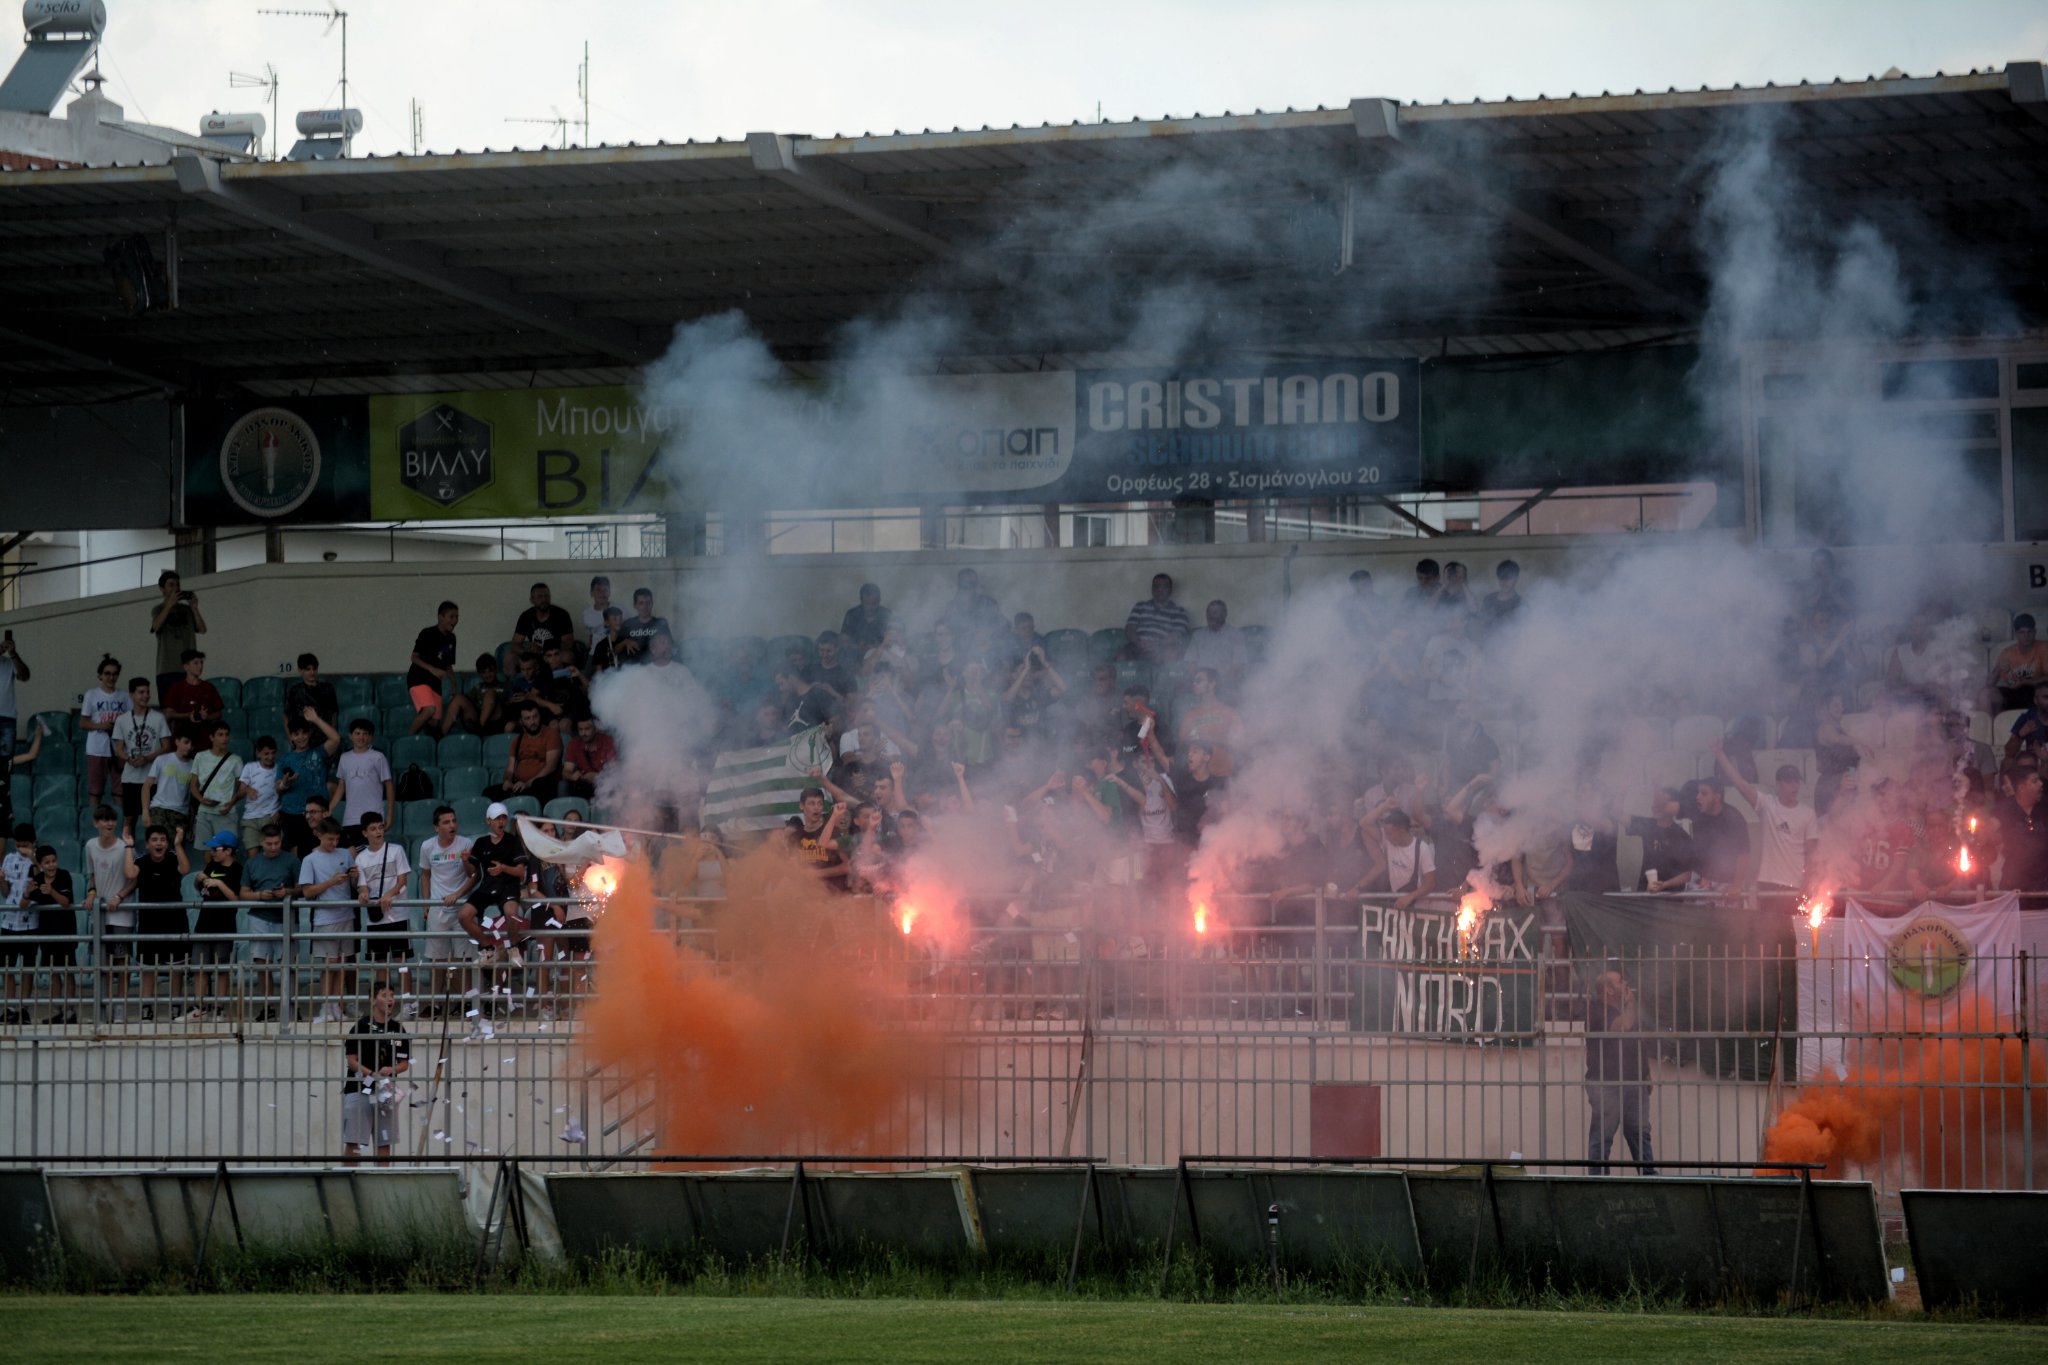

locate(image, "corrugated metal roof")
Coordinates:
0 66 2042 402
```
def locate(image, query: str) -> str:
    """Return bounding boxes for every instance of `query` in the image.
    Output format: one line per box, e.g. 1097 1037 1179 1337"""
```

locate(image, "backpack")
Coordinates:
395 763 434 803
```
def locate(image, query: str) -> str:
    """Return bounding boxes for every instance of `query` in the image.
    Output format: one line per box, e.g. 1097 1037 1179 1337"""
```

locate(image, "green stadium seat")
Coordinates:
543 796 591 823
1088 628 1126 663
332 675 375 710
1113 660 1154 694
397 799 439 843
1043 628 1089 674
240 675 286 718
31 711 74 742
391 734 439 773
381 705 415 738
7 772 28 812
338 705 379 737
498 794 541 819
451 797 490 832
31 772 76 808
482 733 515 773
210 676 242 709
436 732 482 769
494 640 523 674
374 674 412 709
441 766 488 803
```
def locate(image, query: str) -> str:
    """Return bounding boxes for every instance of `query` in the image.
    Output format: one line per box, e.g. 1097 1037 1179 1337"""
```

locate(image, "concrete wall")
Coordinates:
6 533 2048 723
2 1027 1769 1176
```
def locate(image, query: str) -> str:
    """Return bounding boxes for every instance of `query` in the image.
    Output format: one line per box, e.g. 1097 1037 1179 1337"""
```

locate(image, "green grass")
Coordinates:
9 1295 2044 1362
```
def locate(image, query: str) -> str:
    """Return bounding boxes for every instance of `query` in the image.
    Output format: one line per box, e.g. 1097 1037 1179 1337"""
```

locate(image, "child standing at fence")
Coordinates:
1 823 36 1023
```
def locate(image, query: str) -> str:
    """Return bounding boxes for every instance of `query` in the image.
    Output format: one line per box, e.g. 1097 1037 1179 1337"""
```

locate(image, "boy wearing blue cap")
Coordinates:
189 829 244 1021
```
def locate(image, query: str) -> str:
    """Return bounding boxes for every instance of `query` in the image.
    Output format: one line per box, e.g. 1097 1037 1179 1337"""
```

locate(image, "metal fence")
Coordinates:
0 891 2039 1204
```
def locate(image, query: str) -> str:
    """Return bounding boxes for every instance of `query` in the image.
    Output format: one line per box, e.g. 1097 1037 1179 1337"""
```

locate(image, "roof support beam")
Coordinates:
0 320 181 392
1350 97 1693 319
745 132 952 254
168 153 653 364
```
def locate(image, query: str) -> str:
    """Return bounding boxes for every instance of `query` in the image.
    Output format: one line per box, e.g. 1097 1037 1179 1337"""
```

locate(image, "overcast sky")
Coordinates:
74 1 2048 156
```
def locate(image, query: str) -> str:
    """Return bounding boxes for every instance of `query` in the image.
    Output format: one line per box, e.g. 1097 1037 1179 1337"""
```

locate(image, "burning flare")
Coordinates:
583 858 623 900
1193 901 1209 935
1455 894 1485 957
897 902 918 936
1958 844 1972 877
1801 896 1827 932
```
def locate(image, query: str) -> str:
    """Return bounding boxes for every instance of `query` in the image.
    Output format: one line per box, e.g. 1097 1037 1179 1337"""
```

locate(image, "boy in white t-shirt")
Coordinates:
142 732 197 846
1711 738 1816 894
79 656 129 807
236 736 284 848
81 805 131 1022
111 677 171 844
297 818 358 1023
415 804 476 1013
354 812 414 1010
335 719 394 849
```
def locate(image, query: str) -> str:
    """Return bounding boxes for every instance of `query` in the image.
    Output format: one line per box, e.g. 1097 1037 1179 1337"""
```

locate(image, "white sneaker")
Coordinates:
182 1008 208 1022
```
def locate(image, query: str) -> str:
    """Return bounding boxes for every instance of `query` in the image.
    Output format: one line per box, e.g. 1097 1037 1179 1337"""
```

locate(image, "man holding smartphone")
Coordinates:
0 628 27 821
148 571 207 700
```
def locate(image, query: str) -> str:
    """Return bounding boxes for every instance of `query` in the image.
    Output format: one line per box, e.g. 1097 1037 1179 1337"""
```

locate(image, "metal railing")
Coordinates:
0 889 2038 1200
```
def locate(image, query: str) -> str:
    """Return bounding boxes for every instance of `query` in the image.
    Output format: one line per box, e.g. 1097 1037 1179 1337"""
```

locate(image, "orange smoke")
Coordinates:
1761 991 2048 1188
583 841 950 1165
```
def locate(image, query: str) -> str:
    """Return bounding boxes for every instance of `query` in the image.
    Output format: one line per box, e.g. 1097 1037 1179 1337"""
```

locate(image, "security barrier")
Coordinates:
1902 1190 2048 1314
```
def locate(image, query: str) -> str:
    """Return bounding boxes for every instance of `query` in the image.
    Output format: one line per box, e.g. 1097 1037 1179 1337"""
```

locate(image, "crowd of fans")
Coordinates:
1 548 2045 1028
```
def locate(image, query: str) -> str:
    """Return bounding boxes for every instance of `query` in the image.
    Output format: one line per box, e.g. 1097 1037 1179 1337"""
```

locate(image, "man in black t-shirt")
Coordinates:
284 652 341 733
406 601 460 737
513 582 578 656
617 588 671 665
343 981 411 1163
460 802 530 955
124 822 191 1022
1686 779 1750 891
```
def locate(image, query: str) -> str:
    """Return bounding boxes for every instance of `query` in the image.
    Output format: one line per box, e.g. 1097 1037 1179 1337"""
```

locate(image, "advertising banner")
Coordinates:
182 361 1424 524
1060 359 1421 503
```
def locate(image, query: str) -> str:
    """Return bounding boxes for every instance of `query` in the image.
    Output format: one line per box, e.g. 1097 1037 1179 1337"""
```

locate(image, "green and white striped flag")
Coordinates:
703 724 835 831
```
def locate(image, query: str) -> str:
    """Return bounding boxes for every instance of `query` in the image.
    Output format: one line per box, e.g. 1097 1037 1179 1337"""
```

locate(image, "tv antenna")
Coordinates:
506 111 569 149
258 5 347 114
410 97 423 155
228 64 280 158
577 41 590 146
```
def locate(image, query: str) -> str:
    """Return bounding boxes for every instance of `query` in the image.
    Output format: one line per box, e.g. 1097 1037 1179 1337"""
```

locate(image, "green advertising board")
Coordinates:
368 387 672 520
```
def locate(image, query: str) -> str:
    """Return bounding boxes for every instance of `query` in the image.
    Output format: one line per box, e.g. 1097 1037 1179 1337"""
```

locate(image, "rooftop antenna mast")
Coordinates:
577 41 589 146
410 97 422 154
228 64 280 159
257 5 347 113
505 112 569 149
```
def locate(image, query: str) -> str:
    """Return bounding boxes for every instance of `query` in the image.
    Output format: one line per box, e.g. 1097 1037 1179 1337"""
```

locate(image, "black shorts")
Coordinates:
136 934 189 965
121 783 145 819
282 813 316 857
0 930 36 966
468 879 521 915
363 921 412 960
37 910 77 964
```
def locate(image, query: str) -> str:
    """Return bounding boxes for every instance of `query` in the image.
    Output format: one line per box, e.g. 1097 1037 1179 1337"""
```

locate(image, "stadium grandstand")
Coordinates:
2 0 2047 1224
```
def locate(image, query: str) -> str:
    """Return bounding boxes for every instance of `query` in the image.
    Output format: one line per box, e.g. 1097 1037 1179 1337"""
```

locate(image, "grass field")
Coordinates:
11 1296 2045 1362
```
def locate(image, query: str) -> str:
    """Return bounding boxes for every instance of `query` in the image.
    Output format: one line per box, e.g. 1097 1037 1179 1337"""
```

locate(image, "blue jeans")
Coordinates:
1586 1082 1657 1175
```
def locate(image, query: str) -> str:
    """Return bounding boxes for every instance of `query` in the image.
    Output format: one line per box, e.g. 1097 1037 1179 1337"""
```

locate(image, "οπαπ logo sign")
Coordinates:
1885 914 1972 998
219 407 322 518
398 402 493 507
